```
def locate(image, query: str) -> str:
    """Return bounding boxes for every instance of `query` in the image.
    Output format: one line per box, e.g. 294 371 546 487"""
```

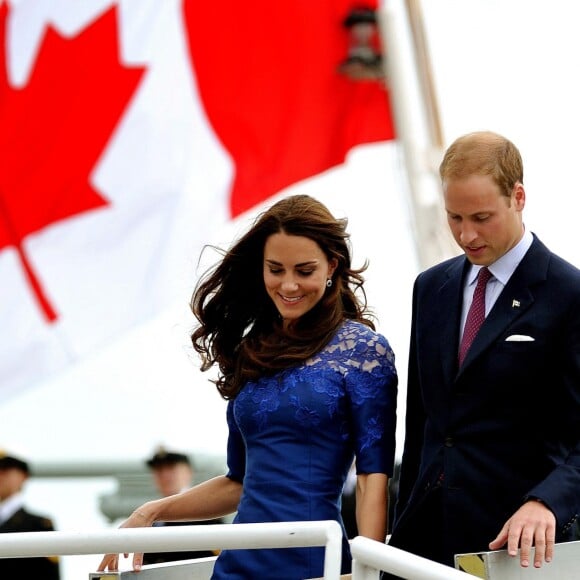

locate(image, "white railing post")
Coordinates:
350 536 475 579
352 555 381 580
321 519 343 579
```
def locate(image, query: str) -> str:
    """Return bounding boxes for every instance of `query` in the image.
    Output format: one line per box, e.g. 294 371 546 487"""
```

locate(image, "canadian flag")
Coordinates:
0 0 395 401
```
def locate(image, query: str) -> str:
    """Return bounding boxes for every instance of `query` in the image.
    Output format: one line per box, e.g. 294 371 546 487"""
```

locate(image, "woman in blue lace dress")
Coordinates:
98 194 398 579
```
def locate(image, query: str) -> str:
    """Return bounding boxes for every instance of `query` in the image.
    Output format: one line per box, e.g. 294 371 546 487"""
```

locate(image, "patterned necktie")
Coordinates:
458 267 492 366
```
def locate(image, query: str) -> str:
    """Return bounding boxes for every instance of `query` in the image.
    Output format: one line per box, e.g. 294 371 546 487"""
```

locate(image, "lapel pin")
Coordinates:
512 299 520 308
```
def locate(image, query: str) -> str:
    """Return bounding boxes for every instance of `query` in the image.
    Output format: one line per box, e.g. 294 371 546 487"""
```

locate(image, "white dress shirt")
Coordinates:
460 227 534 338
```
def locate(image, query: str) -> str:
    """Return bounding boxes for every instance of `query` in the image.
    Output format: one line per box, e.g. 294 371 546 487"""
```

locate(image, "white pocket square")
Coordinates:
505 334 535 342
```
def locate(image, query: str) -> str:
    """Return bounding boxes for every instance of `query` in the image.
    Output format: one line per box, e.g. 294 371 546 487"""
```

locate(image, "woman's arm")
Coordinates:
355 472 388 542
97 475 242 572
139 474 242 523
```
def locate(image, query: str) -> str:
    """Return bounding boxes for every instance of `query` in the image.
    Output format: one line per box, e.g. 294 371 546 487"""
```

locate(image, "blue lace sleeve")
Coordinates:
343 326 398 476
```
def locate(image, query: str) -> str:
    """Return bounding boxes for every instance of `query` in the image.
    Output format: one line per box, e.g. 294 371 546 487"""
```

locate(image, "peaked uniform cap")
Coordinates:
0 449 30 474
146 447 191 468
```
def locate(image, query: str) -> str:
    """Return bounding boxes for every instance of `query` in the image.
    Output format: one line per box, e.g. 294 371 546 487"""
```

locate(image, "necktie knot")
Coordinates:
478 266 492 286
458 267 492 366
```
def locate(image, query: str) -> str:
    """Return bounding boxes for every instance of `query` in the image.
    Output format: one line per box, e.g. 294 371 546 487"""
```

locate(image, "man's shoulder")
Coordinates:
4 508 55 531
22 510 55 530
545 249 580 280
417 254 464 284
530 234 580 282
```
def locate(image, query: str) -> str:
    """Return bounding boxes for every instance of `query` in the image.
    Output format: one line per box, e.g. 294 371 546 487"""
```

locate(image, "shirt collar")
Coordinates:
0 492 24 524
466 227 533 286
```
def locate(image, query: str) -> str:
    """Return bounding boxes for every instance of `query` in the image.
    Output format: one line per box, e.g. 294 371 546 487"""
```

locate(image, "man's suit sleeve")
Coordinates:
524 287 580 535
394 278 425 520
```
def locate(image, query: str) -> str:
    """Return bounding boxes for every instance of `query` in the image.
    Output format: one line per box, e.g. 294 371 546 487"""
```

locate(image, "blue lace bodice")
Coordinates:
212 319 398 579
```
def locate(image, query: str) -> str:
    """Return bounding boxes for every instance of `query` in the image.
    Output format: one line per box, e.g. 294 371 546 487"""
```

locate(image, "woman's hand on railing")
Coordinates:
97 506 155 572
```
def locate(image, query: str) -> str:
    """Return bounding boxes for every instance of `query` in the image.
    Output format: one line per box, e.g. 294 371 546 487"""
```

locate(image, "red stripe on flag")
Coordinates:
183 0 395 217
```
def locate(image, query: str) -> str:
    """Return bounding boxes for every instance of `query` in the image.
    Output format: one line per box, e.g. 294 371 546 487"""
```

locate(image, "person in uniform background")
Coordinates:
142 446 223 565
0 449 60 579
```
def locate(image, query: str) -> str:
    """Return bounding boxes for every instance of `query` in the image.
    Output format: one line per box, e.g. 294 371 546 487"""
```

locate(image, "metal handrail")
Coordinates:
350 536 475 579
0 520 343 580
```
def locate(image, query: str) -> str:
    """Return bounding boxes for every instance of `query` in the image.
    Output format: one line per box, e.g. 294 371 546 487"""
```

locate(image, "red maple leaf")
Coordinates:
183 0 395 217
0 4 145 322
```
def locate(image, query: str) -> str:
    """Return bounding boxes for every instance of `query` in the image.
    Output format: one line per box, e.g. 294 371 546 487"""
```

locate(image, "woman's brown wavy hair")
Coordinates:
190 194 375 399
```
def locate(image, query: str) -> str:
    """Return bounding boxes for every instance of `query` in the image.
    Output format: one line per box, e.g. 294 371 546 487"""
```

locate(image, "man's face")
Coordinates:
0 467 27 501
444 174 525 266
151 462 193 497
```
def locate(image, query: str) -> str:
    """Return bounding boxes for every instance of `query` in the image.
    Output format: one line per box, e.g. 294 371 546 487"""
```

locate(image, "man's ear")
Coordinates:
513 182 526 210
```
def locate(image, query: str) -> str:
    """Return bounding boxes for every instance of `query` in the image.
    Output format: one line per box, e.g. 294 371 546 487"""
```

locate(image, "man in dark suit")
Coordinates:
388 131 580 574
0 450 60 579
142 447 223 565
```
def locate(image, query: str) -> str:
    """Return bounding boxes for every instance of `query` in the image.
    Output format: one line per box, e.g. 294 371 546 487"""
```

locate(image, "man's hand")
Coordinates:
489 500 556 568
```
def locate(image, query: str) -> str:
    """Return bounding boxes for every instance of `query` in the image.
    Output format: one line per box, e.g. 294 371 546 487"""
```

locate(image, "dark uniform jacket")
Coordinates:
0 507 60 579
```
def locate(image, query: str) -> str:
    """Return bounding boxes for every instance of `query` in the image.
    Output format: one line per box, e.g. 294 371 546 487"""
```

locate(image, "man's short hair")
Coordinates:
146 447 191 469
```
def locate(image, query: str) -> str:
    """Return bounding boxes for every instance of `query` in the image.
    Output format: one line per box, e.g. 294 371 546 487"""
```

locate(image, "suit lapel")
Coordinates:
438 258 469 386
0 508 26 531
456 236 549 373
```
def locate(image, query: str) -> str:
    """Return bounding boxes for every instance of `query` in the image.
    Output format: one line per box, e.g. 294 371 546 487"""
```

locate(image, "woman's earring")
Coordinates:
326 278 333 288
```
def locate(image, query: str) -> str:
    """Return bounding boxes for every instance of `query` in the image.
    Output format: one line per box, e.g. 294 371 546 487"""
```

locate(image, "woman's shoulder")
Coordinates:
333 319 392 354
325 320 396 378
337 319 384 340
